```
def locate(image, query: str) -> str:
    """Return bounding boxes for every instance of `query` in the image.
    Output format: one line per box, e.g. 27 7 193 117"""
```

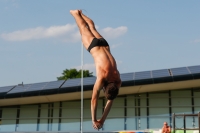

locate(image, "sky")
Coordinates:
0 0 200 87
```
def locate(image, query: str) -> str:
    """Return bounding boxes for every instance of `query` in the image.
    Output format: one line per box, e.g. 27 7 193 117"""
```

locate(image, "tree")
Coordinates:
57 68 93 80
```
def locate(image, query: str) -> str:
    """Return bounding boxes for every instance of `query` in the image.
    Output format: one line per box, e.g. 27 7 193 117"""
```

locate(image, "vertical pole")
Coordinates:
80 42 84 133
138 95 141 130
183 114 186 133
48 104 50 131
191 89 195 128
15 105 20 132
37 104 41 131
198 112 200 133
80 10 87 133
173 113 175 133
147 93 149 129
124 96 127 130
169 91 172 127
135 95 138 130
50 103 54 131
58 102 62 131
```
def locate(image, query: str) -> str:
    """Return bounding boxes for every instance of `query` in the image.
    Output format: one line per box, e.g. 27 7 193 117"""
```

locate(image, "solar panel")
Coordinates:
83 77 96 86
170 67 190 76
120 73 134 81
7 84 32 94
26 82 48 92
134 71 152 80
0 86 15 93
43 80 65 90
61 78 81 88
152 69 170 78
188 65 200 74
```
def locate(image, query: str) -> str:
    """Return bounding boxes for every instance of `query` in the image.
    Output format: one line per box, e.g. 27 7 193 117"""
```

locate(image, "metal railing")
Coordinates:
173 112 200 133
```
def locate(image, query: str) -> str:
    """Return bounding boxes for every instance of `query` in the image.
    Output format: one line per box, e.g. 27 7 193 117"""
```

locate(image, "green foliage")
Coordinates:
57 68 93 80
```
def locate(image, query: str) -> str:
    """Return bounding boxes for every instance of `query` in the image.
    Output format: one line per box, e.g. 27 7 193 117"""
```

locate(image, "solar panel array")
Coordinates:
83 77 96 86
8 84 32 94
120 73 134 82
61 78 81 88
27 82 48 92
187 65 200 74
170 67 190 76
43 80 65 90
6 80 67 94
134 71 152 80
0 86 15 93
1 65 200 96
152 69 170 78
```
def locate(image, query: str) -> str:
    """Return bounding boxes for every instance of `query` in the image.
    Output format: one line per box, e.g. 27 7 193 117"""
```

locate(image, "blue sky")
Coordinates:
0 0 200 87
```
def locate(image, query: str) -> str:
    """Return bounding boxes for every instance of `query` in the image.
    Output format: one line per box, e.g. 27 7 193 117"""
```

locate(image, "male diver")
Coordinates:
70 10 121 130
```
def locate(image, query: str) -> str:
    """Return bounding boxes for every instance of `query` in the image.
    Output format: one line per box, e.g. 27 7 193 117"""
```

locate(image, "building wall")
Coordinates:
0 88 200 132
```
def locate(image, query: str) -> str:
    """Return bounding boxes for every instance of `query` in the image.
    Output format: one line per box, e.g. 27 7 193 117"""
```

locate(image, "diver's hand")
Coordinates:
92 120 103 130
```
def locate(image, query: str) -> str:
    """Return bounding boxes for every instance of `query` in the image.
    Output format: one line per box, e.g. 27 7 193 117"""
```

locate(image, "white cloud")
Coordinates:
1 24 77 41
100 26 127 39
26 53 33 58
3 0 19 10
11 0 19 8
62 30 81 43
83 63 96 71
74 63 95 71
1 24 127 43
193 39 200 43
73 63 96 75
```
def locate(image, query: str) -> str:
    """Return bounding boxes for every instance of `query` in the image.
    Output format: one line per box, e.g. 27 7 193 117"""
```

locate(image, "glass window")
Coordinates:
18 105 38 131
51 102 59 131
149 92 169 129
0 88 199 132
194 91 200 113
83 99 103 132
171 90 192 129
39 104 48 131
103 97 124 131
193 90 200 128
1 108 17 131
126 95 136 130
61 100 80 132
140 94 147 130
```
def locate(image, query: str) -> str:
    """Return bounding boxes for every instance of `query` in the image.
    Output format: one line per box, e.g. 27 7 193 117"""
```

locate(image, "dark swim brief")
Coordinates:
87 38 109 52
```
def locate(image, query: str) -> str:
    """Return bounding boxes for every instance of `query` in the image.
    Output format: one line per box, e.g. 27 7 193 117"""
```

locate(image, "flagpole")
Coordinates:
81 9 87 133
81 42 84 133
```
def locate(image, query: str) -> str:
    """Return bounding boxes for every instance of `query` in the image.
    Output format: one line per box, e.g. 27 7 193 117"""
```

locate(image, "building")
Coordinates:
0 65 200 132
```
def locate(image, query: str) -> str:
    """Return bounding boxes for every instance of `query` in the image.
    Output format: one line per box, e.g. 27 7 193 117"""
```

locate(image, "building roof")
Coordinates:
0 65 200 106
